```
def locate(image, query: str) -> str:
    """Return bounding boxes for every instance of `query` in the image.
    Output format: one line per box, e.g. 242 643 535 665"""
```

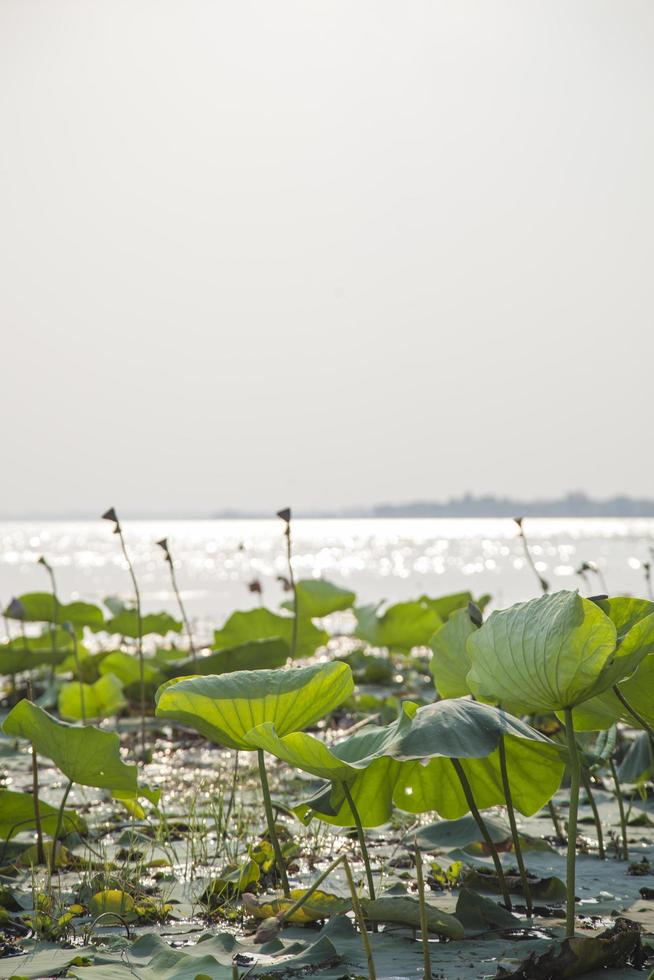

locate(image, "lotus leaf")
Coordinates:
281 578 356 617
466 591 636 712
155 663 354 750
354 600 442 652
213 608 327 659
166 638 289 678
2 700 138 792
429 608 478 698
58 674 127 722
97 610 182 638
0 789 85 840
4 593 104 628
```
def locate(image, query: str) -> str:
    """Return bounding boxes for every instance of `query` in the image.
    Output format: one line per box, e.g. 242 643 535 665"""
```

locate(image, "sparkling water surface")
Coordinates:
1 519 653 627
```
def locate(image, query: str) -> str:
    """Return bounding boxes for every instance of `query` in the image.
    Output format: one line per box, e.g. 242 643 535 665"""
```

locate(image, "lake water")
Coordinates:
1 519 653 629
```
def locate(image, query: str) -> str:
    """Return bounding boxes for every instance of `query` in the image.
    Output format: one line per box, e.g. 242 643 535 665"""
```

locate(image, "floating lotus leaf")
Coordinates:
354 600 442 652
281 579 356 618
213 608 328 659
155 663 354 750
2 700 137 792
466 591 628 712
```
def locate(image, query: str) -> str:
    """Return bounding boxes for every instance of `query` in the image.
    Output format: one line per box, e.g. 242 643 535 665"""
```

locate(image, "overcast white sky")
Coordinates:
1 1 653 514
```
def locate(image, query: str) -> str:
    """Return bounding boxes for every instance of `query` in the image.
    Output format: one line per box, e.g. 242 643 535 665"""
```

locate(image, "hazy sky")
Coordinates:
1 1 653 514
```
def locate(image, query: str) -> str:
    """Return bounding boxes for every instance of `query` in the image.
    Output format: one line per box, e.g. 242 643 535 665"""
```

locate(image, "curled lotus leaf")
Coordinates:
466 591 626 712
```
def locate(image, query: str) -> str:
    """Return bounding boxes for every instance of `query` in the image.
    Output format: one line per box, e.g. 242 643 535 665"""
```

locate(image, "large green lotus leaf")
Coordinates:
0 634 73 674
429 608 478 698
213 608 328 660
96 610 182 638
58 674 127 722
98 651 166 689
467 591 618 712
353 601 442 652
301 700 565 826
245 703 416 783
4 593 104 629
166 638 289 678
155 663 354 750
281 579 356 618
571 654 654 732
2 700 137 792
0 789 86 840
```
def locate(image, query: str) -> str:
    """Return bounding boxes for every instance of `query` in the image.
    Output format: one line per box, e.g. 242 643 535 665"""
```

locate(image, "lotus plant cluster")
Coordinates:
1 512 653 976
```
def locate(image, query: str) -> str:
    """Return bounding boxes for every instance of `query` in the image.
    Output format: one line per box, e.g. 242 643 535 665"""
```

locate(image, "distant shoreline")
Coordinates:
2 493 654 521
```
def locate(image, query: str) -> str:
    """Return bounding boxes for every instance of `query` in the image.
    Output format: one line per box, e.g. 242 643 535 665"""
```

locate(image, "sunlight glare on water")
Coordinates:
0 518 652 623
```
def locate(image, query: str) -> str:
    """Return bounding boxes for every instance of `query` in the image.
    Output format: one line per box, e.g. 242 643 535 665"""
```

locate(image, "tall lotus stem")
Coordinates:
563 707 581 938
581 769 605 859
414 842 431 980
609 757 629 861
102 508 146 758
31 745 45 865
257 749 290 897
498 732 533 916
342 783 376 902
277 854 376 980
548 800 564 840
612 684 654 756
50 779 73 875
37 556 59 665
277 508 298 659
643 561 653 601
513 517 548 593
156 538 196 664
63 622 86 725
450 758 512 910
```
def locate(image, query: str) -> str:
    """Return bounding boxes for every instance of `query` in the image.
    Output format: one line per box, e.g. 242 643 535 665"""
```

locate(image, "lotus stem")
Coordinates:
548 800 563 840
222 750 240 840
609 757 629 861
31 745 45 865
68 627 86 725
104 511 147 758
157 539 196 663
414 842 431 980
563 707 580 938
277 509 298 659
514 517 548 593
342 783 376 901
50 779 73 875
612 685 654 755
276 853 376 980
342 856 377 980
257 749 290 897
450 758 512 910
498 732 533 915
38 557 59 669
581 768 605 860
